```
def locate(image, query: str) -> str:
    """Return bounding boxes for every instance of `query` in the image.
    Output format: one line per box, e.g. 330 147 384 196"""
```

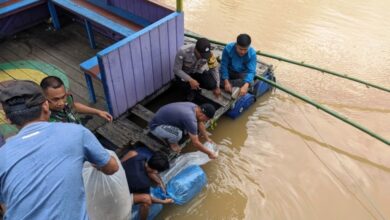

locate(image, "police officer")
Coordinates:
173 38 221 98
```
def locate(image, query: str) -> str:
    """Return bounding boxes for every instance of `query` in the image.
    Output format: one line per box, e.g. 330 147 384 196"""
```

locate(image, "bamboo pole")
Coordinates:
256 75 389 145
256 52 390 93
184 33 390 93
176 0 183 12
184 33 389 144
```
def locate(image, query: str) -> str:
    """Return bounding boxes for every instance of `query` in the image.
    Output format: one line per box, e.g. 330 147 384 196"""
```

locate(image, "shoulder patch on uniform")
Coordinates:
208 53 218 68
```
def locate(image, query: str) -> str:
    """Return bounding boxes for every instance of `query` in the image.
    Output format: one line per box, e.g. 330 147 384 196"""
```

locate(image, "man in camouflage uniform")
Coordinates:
48 94 82 124
40 76 113 124
173 38 221 98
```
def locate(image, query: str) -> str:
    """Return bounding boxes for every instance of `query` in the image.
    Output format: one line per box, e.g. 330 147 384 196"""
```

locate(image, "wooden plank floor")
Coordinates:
0 21 114 130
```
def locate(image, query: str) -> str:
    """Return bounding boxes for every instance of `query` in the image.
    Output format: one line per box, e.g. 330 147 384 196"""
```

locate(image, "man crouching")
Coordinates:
149 102 218 159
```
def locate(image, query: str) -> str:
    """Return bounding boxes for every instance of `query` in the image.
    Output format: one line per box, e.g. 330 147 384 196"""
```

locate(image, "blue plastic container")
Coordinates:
226 93 256 119
253 70 274 97
153 165 207 205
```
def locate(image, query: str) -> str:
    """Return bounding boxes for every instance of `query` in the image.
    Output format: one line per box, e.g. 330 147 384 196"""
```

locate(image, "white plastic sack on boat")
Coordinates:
160 141 218 183
83 150 132 220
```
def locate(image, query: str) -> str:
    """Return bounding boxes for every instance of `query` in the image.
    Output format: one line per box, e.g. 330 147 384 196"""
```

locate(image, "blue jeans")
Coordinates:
151 125 183 144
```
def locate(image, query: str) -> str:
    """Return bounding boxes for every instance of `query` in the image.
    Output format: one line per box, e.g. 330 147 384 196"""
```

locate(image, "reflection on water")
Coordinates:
158 0 390 219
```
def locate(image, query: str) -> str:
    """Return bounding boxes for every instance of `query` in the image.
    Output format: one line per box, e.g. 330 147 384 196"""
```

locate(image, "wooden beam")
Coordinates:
130 104 155 123
199 88 231 107
116 119 167 152
96 122 132 148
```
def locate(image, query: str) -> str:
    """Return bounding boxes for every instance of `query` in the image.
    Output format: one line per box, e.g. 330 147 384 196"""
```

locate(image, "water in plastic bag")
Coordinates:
83 150 132 220
204 141 219 157
160 141 218 183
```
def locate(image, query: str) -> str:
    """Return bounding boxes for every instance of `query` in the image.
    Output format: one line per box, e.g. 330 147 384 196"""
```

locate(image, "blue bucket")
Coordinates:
226 93 256 119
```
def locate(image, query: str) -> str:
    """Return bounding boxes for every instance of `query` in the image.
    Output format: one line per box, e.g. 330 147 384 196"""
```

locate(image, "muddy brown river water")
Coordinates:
158 0 390 219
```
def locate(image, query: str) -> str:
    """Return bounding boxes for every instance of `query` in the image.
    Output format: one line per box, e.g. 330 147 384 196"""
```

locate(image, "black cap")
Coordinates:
0 80 46 112
195 38 211 59
200 103 216 119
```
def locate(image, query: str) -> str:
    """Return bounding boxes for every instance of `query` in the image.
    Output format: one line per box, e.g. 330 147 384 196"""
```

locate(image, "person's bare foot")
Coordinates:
170 144 181 153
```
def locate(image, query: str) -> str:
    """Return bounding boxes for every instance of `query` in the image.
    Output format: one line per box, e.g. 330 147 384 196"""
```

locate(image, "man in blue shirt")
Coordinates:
220 34 257 96
149 102 218 159
0 80 119 220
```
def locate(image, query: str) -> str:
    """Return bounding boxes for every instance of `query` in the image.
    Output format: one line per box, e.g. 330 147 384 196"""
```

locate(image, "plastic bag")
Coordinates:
131 203 163 220
160 141 218 183
204 141 219 157
83 150 132 220
166 165 207 205
133 142 213 208
152 165 207 205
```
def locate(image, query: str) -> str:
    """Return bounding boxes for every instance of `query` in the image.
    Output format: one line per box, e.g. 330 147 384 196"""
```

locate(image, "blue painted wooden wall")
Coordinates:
97 12 184 118
108 0 173 24
0 3 48 38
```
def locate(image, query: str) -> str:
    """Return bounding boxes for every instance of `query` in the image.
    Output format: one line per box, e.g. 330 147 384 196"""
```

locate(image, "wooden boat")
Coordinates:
0 0 274 157
0 1 276 219
95 37 275 156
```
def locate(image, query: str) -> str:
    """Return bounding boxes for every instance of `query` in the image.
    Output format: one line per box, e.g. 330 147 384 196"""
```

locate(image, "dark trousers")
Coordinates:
220 71 253 88
175 70 217 101
191 70 217 90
